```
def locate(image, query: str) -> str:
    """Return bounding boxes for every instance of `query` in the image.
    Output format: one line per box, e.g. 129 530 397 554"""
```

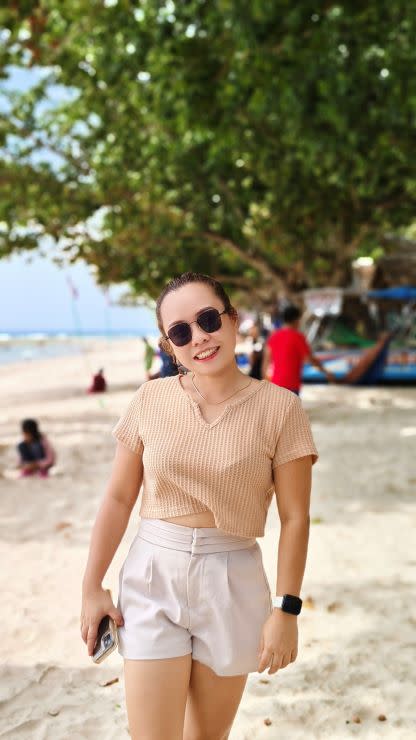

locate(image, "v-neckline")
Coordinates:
176 374 267 429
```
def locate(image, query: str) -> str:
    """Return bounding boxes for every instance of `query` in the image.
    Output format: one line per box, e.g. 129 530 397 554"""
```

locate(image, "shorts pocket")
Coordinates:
247 544 272 606
119 537 154 608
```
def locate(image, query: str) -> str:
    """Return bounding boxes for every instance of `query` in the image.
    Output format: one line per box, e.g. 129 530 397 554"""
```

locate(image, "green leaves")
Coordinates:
1 1 416 303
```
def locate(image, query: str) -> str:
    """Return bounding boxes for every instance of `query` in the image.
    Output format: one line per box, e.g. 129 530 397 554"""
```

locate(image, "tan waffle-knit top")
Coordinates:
112 375 319 537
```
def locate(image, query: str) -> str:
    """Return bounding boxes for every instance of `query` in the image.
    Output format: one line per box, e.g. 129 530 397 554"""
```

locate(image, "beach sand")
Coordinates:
0 339 415 739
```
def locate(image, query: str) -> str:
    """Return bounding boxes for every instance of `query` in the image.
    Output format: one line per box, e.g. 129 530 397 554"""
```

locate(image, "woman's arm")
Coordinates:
272 454 312 597
81 440 143 655
38 435 56 470
257 454 312 674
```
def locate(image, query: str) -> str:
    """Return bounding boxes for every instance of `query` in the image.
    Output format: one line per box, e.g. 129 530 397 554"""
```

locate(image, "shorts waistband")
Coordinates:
137 518 256 554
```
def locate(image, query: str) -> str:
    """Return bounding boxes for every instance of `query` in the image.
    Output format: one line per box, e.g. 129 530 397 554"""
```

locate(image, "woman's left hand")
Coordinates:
257 610 298 674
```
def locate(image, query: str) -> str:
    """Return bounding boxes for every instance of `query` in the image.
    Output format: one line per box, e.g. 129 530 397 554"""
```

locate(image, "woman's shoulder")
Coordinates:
138 375 179 400
260 380 298 408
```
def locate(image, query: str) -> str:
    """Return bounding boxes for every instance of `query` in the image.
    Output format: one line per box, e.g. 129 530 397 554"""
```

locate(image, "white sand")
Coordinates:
0 339 415 739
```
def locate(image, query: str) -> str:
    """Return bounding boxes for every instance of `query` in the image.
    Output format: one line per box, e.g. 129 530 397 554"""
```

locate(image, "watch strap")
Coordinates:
272 594 302 615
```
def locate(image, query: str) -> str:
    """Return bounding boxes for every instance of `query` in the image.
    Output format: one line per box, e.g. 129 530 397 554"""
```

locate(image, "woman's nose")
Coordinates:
191 321 210 344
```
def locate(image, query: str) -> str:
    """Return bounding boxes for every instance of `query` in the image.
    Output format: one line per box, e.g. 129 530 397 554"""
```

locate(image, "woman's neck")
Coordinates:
191 363 248 401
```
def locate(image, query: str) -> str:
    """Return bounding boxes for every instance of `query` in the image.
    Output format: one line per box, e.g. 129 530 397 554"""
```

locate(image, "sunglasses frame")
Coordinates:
165 308 227 347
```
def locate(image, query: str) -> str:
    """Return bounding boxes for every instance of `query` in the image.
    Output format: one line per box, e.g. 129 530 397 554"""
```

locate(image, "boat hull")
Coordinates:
302 348 416 384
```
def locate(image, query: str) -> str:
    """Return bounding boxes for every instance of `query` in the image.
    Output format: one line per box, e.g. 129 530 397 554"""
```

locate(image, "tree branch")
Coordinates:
202 231 287 292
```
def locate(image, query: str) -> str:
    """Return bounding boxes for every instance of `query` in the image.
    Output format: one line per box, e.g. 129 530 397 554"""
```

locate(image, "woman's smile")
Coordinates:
193 346 220 362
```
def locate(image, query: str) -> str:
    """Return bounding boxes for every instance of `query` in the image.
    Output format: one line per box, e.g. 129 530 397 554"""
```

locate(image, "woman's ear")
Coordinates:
229 307 239 326
158 336 176 360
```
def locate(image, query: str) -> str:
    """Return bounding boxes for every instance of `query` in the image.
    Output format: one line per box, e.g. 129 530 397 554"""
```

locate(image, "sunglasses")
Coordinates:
166 308 227 347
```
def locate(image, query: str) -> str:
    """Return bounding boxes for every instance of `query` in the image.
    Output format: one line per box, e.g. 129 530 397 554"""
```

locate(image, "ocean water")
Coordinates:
0 331 158 365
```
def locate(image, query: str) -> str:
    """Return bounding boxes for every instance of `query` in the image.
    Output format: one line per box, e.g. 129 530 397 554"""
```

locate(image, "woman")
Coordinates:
81 272 318 740
17 418 56 477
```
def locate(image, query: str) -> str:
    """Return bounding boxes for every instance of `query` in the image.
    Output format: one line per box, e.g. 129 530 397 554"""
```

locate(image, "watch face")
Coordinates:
282 594 302 615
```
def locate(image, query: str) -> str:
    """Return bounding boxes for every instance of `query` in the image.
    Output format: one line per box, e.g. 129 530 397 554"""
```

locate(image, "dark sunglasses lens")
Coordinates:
198 309 222 333
167 323 192 346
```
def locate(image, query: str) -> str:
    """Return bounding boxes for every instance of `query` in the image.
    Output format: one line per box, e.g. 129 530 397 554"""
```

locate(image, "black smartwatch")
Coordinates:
271 594 302 615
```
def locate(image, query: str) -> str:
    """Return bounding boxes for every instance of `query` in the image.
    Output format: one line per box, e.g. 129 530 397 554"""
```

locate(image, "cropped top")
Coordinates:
112 375 319 537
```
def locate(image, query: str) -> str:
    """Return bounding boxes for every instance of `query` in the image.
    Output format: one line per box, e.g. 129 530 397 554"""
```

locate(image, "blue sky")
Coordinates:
0 253 158 333
1 65 158 333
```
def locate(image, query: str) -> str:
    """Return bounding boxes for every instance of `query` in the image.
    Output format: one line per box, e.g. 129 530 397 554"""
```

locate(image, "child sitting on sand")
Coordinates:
87 368 107 393
17 419 56 478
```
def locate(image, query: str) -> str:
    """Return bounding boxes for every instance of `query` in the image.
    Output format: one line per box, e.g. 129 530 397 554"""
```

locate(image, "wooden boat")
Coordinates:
301 287 416 385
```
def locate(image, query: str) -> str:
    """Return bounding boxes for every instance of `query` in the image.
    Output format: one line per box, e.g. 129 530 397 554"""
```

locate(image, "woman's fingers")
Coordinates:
258 649 296 674
267 653 279 675
87 624 99 657
81 588 119 654
80 622 89 644
108 606 124 627
257 648 273 673
269 652 291 675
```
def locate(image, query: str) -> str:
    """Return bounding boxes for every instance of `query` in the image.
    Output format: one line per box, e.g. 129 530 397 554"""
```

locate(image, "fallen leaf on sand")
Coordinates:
327 601 342 612
55 521 71 531
264 718 272 726
99 677 119 687
304 596 315 609
311 517 324 524
378 714 387 722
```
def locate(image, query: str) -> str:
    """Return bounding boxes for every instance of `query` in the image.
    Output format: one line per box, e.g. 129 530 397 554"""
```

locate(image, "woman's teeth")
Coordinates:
195 347 219 360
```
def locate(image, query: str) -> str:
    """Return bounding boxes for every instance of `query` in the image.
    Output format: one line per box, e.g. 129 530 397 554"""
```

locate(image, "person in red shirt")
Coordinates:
262 305 335 394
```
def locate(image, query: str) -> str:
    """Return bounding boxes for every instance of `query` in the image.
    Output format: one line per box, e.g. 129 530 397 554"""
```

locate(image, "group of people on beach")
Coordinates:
13 268 394 739
16 297 391 482
142 301 335 393
16 368 108 477
242 303 392 392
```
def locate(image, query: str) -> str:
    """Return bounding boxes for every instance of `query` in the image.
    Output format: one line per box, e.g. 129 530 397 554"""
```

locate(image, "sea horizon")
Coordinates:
0 329 158 338
0 330 158 365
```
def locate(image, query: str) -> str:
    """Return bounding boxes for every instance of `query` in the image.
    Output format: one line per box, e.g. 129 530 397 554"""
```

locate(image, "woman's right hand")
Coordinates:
80 586 124 657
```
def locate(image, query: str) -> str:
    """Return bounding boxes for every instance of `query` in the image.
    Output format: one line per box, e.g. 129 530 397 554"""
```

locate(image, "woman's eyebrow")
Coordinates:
167 306 216 330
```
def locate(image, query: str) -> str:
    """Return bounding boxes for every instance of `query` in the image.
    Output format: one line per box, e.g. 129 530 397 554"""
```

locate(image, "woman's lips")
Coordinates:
194 347 220 362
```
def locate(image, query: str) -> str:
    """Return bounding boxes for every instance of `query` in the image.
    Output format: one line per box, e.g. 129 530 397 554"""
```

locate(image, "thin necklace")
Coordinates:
191 373 253 405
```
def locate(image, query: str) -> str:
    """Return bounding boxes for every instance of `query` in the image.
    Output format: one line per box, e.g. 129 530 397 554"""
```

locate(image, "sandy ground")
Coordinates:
0 338 415 739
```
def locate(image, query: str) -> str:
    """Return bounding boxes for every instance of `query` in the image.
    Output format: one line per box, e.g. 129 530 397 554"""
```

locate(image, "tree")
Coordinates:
1 1 416 307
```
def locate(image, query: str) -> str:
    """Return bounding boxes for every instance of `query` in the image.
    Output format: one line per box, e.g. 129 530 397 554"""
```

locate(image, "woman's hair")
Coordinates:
156 272 237 356
21 418 41 440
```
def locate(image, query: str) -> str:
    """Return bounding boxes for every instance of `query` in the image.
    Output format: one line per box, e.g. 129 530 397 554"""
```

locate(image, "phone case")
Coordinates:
91 614 119 664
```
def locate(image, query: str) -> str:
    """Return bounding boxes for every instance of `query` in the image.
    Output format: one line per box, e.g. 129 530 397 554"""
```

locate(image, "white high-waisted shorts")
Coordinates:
117 518 272 676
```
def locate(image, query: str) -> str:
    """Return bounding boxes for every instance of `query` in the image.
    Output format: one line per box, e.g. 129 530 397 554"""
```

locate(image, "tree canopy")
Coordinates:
1 2 416 306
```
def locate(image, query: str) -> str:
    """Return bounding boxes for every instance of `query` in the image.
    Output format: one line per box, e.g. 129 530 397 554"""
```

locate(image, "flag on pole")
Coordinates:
66 275 79 299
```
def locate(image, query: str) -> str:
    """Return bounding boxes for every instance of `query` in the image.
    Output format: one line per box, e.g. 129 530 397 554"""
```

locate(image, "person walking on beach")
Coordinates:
262 304 335 394
81 272 319 740
17 419 56 477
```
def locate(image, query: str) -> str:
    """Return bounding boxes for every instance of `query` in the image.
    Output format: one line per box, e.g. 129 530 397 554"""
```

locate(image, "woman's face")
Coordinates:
160 282 238 375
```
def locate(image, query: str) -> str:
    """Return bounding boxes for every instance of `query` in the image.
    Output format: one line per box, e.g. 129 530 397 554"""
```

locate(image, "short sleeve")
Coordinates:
273 394 319 468
112 386 145 455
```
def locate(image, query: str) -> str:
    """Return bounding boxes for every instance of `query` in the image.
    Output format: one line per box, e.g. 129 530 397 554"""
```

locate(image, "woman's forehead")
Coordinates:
161 283 221 322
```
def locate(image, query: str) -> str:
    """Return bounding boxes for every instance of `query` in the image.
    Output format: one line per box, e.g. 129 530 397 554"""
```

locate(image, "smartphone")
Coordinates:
91 614 119 664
